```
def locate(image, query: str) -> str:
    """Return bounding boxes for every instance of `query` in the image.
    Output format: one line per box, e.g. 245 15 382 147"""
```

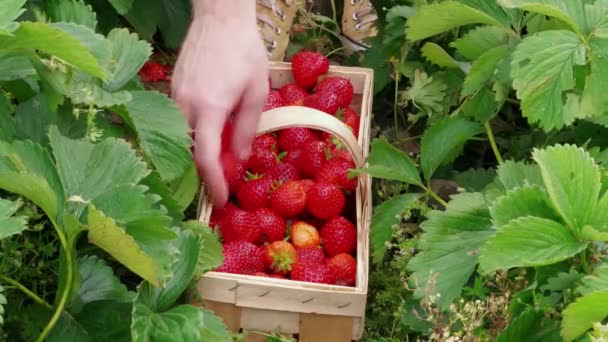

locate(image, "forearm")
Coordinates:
192 0 256 22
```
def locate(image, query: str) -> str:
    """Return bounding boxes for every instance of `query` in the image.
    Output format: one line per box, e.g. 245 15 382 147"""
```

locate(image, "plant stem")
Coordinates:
581 249 591 274
485 121 504 165
325 46 345 58
393 68 400 134
36 232 74 342
422 185 448 207
330 0 338 26
0 274 52 310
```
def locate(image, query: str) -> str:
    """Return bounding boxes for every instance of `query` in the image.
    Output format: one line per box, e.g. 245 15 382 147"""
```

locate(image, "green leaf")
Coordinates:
15 93 56 145
406 1 506 41
66 74 132 107
169 162 199 211
70 255 135 314
399 70 447 116
497 160 543 190
540 269 582 293
358 137 422 186
141 172 184 223
581 37 608 118
131 283 231 342
498 0 586 35
117 91 192 182
182 221 224 280
0 285 5 325
577 264 608 295
0 51 36 81
370 193 421 263
453 168 497 192
104 28 152 92
420 42 469 72
0 22 106 79
46 0 97 30
460 86 501 123
123 0 162 41
490 186 560 227
496 309 545 342
75 301 132 342
51 22 111 69
478 217 588 273
451 26 509 60
533 144 601 230
108 0 133 15
0 92 16 140
462 45 509 97
561 291 608 341
420 117 483 180
407 192 494 309
511 30 584 130
0 198 26 239
0 0 26 34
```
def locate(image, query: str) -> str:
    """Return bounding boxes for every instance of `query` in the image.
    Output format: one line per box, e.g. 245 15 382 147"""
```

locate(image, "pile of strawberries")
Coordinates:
212 51 361 287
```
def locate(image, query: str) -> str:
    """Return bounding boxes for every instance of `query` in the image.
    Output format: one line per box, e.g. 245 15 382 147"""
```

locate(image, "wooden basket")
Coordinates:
189 62 374 342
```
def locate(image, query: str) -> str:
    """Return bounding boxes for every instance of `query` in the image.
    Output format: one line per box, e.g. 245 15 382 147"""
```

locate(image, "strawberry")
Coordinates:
269 273 286 279
269 181 307 218
303 92 340 115
236 176 273 211
290 221 320 249
266 162 300 184
253 134 279 152
296 247 325 264
307 182 345 220
327 253 357 286
226 159 246 194
337 107 360 138
279 83 309 105
291 262 336 284
283 149 305 170
297 179 315 194
247 134 280 173
209 202 237 231
264 89 286 111
138 60 169 82
314 77 354 108
263 241 297 274
222 208 261 243
320 216 357 257
291 50 329 88
329 148 354 163
255 271 269 277
278 128 317 151
254 207 286 244
316 157 357 191
217 241 264 275
300 140 328 178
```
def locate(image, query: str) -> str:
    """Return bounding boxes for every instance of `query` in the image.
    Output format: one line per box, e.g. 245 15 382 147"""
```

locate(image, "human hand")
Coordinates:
172 3 269 207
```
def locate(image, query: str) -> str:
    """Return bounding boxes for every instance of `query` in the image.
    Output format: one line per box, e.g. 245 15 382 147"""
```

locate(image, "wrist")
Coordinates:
192 0 256 21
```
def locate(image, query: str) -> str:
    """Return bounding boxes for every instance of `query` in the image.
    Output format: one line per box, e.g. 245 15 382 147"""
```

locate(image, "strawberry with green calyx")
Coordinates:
236 173 273 211
217 241 264 275
247 142 283 174
316 157 357 191
296 247 325 264
291 262 336 285
336 107 360 138
266 162 300 184
291 50 329 88
264 89 286 111
278 128 317 151
314 76 354 108
263 241 297 274
139 60 170 82
223 208 261 243
290 221 320 249
327 253 357 286
254 207 287 244
279 83 309 105
320 216 357 257
283 149 305 171
307 181 345 220
300 140 329 178
303 92 340 115
269 181 307 218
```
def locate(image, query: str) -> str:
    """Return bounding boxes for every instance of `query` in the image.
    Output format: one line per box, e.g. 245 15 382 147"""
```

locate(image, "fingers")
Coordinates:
231 75 269 160
193 113 229 208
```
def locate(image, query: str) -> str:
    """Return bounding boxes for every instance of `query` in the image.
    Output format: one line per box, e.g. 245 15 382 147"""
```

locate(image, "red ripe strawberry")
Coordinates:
217 241 264 275
297 179 315 194
255 271 269 277
296 247 325 264
210 202 237 231
247 134 280 173
314 77 354 108
266 162 300 183
316 157 357 191
283 149 305 170
307 182 345 220
291 262 336 284
254 208 286 244
223 208 261 243
279 83 309 105
291 50 330 88
330 149 354 163
264 89 286 111
303 92 340 115
320 216 357 257
290 221 320 249
138 60 169 82
263 241 297 274
226 159 246 194
337 108 360 138
278 128 317 151
236 176 273 211
253 134 279 152
327 253 357 286
269 181 307 217
300 141 329 178
269 273 286 279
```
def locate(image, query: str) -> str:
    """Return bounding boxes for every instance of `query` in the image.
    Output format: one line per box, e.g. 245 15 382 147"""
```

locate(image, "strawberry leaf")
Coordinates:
420 117 483 180
498 0 587 35
0 0 26 35
561 290 608 341
108 0 134 15
357 137 422 186
533 144 601 230
490 186 560 226
407 193 494 309
399 70 447 116
181 221 223 280
478 217 588 274
0 93 16 140
0 197 27 240
46 0 98 30
496 160 543 190
0 51 36 81
577 263 608 296
495 309 546 342
461 45 509 97
104 28 152 92
450 26 509 61
420 42 470 72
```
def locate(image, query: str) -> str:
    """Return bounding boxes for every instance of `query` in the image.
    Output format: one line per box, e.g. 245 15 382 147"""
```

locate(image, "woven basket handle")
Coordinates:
259 106 365 168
